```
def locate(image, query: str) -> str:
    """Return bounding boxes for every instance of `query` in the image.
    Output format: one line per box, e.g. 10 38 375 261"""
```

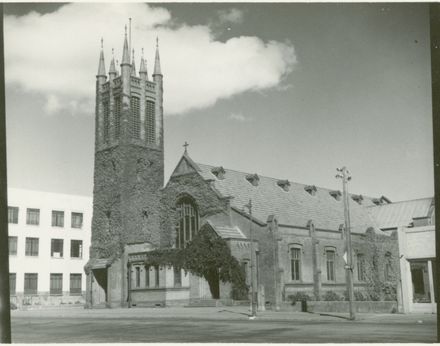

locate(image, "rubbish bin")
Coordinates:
301 299 307 312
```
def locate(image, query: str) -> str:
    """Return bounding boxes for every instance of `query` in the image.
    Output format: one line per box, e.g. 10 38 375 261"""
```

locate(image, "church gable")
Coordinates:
171 154 202 178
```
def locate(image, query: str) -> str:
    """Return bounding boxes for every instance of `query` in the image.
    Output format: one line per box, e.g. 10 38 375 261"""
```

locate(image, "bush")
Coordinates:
322 291 342 301
10 302 17 310
354 290 367 301
287 292 312 306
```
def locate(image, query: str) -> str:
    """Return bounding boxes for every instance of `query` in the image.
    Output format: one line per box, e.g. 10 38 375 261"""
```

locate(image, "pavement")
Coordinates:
10 306 438 343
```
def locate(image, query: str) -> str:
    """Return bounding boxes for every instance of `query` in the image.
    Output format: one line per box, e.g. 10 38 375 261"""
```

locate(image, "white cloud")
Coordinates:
228 112 253 122
4 3 296 116
217 8 244 24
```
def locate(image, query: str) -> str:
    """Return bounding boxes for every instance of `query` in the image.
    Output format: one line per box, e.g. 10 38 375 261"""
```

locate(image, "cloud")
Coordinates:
228 112 253 122
4 3 296 117
217 8 244 24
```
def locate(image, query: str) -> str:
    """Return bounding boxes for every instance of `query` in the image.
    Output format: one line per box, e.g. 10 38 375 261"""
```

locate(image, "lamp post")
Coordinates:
245 199 257 317
336 166 355 321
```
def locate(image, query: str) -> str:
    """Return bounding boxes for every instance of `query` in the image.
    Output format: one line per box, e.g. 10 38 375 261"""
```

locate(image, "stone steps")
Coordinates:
187 299 223 307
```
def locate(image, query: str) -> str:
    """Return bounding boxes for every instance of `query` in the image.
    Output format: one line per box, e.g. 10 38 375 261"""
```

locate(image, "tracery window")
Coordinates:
131 96 140 139
326 249 336 281
357 253 365 281
145 100 155 144
175 197 199 249
384 252 392 281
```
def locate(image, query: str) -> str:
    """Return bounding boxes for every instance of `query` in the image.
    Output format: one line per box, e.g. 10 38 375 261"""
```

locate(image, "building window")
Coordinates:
326 249 336 281
290 247 301 281
9 236 17 256
384 252 392 281
241 260 249 285
145 100 155 144
50 273 63 295
8 207 18 224
70 274 82 295
51 239 64 258
10 273 16 295
25 237 39 256
71 212 83 229
175 197 199 249
145 266 150 288
135 266 141 288
103 101 110 143
357 254 365 281
52 210 64 227
24 273 38 295
26 208 40 225
114 96 121 140
174 267 182 288
70 240 83 258
155 265 160 288
131 96 140 139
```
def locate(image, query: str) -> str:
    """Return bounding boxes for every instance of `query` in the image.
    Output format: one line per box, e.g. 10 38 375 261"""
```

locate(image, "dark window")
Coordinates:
70 274 82 295
326 250 336 281
145 266 150 288
145 100 155 144
174 267 182 287
384 252 392 281
241 261 249 285
25 237 39 256
50 273 63 295
70 240 83 258
291 248 301 281
114 97 121 140
71 212 83 229
26 208 40 225
52 210 64 227
155 266 160 288
135 267 140 288
131 96 140 139
8 207 18 224
357 254 365 281
9 273 16 295
176 198 199 249
51 239 64 258
24 273 38 295
9 236 17 255
103 101 110 143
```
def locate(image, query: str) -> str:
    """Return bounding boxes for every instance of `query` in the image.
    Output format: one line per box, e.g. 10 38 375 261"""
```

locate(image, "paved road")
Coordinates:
10 306 437 343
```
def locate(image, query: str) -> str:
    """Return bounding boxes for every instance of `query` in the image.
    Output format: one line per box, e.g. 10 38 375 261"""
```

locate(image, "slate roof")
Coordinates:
195 163 384 235
367 197 434 229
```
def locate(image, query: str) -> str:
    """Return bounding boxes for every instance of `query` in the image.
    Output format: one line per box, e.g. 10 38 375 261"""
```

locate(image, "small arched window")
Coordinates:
175 197 199 249
384 252 392 281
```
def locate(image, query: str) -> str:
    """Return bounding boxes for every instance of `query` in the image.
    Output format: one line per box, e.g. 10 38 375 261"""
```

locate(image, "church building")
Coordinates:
85 28 399 309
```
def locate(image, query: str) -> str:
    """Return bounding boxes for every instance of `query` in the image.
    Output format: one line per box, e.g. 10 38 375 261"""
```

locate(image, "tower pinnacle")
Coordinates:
97 37 106 76
153 37 162 76
131 49 136 76
109 48 117 75
121 26 130 65
139 47 148 77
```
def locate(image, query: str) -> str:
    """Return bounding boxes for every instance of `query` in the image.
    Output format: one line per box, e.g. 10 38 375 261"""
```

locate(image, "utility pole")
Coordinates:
336 167 355 321
245 199 257 317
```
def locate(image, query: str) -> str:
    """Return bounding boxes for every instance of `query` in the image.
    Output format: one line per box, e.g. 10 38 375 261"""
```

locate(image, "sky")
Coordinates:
4 3 434 202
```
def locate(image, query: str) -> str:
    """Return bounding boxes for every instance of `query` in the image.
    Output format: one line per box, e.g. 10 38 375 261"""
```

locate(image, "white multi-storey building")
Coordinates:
8 188 92 308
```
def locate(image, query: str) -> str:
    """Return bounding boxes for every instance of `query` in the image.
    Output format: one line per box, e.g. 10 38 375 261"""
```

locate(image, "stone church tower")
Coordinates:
90 28 164 261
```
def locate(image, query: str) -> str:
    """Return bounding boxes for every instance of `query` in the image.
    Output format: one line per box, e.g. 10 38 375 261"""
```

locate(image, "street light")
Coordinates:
336 167 355 321
244 199 257 318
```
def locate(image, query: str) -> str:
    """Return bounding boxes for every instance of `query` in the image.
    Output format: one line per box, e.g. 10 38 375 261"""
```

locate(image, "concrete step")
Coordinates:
187 299 223 307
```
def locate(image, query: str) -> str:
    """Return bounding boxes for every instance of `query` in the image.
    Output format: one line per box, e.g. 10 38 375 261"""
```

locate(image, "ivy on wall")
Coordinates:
144 227 248 300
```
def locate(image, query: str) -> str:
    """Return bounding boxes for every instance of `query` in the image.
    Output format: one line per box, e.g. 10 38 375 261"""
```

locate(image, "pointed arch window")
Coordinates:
114 97 121 140
131 96 140 139
145 100 156 144
175 197 199 249
103 101 110 143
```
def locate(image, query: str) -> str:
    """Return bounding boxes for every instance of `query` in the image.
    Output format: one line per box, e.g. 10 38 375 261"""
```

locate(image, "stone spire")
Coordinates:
97 38 106 76
139 48 148 79
109 48 117 76
131 49 136 76
121 26 130 65
153 37 162 76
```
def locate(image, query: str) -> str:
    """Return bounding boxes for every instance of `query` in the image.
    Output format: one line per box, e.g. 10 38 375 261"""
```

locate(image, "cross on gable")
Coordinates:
183 141 189 153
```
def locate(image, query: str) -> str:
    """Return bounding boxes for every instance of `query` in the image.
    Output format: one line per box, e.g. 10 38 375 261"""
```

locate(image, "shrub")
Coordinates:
287 292 312 306
354 290 367 301
322 291 342 301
